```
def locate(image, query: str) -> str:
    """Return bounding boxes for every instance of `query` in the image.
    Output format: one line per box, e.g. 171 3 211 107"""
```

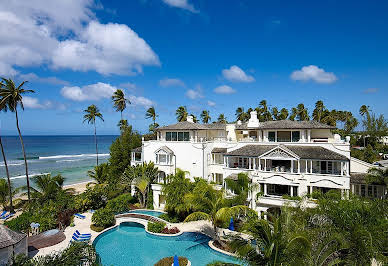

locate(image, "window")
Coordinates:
292 131 300 142
268 131 276 142
166 132 172 141
165 131 190 141
277 131 291 142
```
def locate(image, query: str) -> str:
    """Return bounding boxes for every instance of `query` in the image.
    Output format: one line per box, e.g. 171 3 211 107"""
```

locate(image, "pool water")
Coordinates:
94 222 240 266
127 209 164 217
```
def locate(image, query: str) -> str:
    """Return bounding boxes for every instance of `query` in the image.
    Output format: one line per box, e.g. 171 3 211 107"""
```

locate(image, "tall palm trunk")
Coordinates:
94 122 99 166
120 111 123 121
15 109 30 202
0 135 13 212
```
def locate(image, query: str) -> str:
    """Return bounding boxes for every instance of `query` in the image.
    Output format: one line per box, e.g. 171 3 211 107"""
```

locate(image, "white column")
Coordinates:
305 160 308 173
341 162 344 176
307 130 311 142
249 158 252 169
264 184 267 195
310 160 313 173
253 158 256 169
291 160 294 173
297 160 300 173
290 186 294 197
259 159 261 170
264 159 267 171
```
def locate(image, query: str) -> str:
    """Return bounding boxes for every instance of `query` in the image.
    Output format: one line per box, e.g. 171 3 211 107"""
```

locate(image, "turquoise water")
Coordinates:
127 210 164 217
0 135 117 187
94 222 240 266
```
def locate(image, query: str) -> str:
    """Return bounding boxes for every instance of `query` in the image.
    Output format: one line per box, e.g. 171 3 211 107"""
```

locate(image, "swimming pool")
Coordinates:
94 222 240 266
127 209 164 217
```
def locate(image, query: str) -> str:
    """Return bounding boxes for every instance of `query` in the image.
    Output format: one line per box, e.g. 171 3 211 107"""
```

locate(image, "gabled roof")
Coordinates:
212 148 227 153
225 144 348 161
156 121 226 131
0 225 26 249
131 146 142 153
236 120 335 130
155 146 174 154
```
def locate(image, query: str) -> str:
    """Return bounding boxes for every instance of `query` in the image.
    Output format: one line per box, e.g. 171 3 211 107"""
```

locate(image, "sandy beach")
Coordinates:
63 180 91 194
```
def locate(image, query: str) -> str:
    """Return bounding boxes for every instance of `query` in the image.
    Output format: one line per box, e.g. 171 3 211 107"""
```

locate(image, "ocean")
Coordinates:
0 135 118 188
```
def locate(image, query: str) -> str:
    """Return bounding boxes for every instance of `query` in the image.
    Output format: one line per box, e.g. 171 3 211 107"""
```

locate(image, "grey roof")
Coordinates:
236 120 335 130
132 146 142 152
212 148 227 153
0 225 26 249
225 144 348 161
157 121 226 131
350 173 366 184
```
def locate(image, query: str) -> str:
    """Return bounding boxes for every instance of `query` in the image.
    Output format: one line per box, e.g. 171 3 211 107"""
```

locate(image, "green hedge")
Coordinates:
147 221 166 233
91 208 115 228
159 213 180 223
106 193 136 214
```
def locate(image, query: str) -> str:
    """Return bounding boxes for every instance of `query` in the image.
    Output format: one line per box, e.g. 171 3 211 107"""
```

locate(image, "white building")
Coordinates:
132 111 353 214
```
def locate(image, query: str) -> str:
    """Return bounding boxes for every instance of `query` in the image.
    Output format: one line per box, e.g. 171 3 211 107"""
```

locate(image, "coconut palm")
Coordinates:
29 174 74 203
201 110 211 124
176 106 188 122
145 106 158 129
117 119 129 133
83 105 104 166
0 116 13 211
359 105 370 117
235 107 249 122
87 163 109 184
190 114 198 123
120 162 159 208
229 210 310 266
296 103 309 121
184 180 256 241
289 107 298 121
0 78 34 203
313 100 326 122
0 179 9 210
271 107 279 120
279 108 289 120
217 114 227 123
112 89 130 120
256 100 272 122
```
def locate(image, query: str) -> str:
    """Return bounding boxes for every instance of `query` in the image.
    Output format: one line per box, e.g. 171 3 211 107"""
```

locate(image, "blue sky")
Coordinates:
1 0 387 135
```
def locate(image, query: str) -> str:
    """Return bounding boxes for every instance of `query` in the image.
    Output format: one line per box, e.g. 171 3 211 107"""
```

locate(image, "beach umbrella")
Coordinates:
173 255 179 266
228 217 235 231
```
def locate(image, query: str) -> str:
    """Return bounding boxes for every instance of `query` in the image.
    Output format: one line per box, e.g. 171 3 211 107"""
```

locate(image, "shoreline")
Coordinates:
63 180 92 194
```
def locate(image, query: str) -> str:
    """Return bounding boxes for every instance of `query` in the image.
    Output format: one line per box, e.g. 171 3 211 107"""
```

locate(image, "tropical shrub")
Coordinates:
161 227 180 234
147 221 166 233
91 208 115 228
106 193 136 214
4 212 32 232
159 213 180 223
74 185 106 212
154 256 188 266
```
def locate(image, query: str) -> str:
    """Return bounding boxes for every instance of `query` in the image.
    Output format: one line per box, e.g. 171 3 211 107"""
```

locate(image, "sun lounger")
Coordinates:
71 235 89 242
75 230 91 237
74 213 86 219
1 213 14 220
0 211 7 218
72 233 90 240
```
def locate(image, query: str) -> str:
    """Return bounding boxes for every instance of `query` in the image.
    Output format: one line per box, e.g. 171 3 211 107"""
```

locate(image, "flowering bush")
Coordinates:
161 227 180 234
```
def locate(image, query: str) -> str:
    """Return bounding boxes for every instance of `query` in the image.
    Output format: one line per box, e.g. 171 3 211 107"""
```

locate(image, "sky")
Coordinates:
0 0 387 135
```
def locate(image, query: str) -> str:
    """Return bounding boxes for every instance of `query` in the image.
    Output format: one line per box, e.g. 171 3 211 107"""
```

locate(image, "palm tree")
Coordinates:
0 136 13 212
117 119 129 133
201 110 211 124
87 163 108 184
112 89 130 120
217 114 227 123
176 106 188 122
235 107 248 122
0 179 9 210
83 105 104 166
279 108 289 120
121 162 159 208
359 105 370 117
296 103 309 121
183 180 256 242
145 106 158 130
229 210 310 265
0 78 34 203
256 100 272 122
313 100 326 122
190 114 198 123
271 107 279 120
29 174 74 203
289 107 298 121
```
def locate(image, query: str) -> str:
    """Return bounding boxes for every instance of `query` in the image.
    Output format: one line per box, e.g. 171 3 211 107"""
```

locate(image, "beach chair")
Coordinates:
72 232 91 240
0 211 7 218
1 213 14 220
71 235 89 242
74 213 86 219
75 230 91 237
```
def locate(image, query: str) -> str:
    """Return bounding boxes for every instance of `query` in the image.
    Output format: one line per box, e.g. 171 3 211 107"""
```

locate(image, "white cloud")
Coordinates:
60 82 116 101
159 78 185 88
128 95 154 109
207 100 216 107
22 96 66 110
214 85 236 94
186 86 203 99
162 0 199 13
0 1 159 76
290 65 338 84
19 73 69 85
364 88 379 94
119 82 138 92
222 65 255 83
52 21 160 75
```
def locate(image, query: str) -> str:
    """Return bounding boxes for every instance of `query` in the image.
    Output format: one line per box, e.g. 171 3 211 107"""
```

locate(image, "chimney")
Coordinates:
247 111 260 128
187 115 194 123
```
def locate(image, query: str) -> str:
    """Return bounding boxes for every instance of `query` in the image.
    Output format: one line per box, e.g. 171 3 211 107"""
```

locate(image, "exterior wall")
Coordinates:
350 157 374 173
